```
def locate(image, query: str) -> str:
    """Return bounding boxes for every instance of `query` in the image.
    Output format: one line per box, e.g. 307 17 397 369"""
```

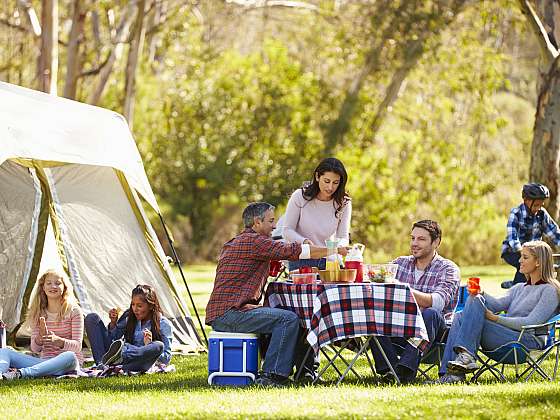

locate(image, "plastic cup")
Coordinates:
269 260 282 277
384 263 399 282
467 277 481 295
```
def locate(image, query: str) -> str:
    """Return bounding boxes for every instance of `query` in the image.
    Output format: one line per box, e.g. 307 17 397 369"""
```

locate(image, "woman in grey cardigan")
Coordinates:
436 240 560 383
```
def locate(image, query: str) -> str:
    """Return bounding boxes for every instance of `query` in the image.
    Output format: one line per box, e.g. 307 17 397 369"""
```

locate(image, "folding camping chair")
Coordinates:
471 313 560 383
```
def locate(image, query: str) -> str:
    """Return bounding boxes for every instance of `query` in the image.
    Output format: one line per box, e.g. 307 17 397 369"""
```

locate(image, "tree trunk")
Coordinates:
123 0 147 127
38 0 58 94
63 0 86 99
88 1 138 105
530 55 560 220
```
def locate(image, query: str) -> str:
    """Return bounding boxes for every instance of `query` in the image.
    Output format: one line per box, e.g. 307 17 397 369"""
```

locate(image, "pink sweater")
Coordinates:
282 189 352 246
30 305 84 364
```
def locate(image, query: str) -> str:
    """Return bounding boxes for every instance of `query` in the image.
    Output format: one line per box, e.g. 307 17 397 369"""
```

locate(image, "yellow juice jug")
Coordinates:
326 260 338 271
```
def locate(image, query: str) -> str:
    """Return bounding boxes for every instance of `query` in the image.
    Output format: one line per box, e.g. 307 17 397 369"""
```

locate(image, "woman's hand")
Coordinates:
42 332 64 348
337 246 351 256
143 328 152 345
485 309 499 322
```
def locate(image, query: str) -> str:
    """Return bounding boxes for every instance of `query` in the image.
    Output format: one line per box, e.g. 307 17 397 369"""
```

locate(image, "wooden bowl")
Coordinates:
318 269 357 283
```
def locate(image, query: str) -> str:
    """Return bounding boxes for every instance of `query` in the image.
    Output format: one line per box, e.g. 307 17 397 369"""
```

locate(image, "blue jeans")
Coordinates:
122 341 164 372
84 313 112 364
0 348 78 378
501 251 526 285
211 307 303 377
84 312 164 371
370 308 446 377
439 295 541 375
288 258 326 271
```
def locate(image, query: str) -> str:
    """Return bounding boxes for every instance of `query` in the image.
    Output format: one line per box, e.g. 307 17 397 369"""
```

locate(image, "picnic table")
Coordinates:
265 281 429 384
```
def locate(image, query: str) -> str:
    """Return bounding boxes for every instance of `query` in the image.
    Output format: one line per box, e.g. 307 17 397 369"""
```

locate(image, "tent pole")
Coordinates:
158 213 208 347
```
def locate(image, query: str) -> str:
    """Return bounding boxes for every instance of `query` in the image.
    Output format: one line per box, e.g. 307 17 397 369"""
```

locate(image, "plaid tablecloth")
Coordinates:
265 282 429 354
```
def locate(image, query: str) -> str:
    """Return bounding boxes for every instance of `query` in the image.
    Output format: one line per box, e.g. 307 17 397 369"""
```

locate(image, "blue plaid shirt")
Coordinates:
502 203 560 254
392 254 460 316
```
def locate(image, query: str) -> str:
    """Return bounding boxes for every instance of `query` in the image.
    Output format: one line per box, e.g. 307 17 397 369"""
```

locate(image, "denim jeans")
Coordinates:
288 258 326 272
439 295 541 375
84 313 112 364
0 348 78 378
122 341 164 372
211 307 304 377
370 307 447 377
501 251 526 285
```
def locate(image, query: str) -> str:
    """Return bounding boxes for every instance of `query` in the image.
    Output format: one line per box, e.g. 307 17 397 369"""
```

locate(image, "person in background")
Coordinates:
206 202 349 387
437 240 560 384
282 157 351 271
0 269 82 380
370 220 460 384
501 183 560 289
84 284 173 372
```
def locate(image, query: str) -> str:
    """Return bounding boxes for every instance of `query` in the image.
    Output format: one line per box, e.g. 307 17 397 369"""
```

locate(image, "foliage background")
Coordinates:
0 0 540 264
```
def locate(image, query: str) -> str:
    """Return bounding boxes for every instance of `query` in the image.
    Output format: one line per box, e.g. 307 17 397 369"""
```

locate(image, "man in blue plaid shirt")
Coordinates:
501 183 560 288
370 219 460 384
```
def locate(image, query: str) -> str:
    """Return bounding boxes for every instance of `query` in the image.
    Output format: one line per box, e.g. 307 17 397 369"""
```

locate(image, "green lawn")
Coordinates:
1 264 558 419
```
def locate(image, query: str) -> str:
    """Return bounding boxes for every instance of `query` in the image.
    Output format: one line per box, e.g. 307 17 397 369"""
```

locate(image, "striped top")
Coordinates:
30 305 84 364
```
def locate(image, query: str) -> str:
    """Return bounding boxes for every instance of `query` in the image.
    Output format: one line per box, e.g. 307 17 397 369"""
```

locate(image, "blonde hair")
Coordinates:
25 269 79 327
522 241 560 296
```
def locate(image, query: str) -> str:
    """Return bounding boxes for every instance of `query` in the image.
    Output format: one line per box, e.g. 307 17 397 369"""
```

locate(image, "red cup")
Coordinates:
467 277 480 295
299 266 313 274
269 260 282 277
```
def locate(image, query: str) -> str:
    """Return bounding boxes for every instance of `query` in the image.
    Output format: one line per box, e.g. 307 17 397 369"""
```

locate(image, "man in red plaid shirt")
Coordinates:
371 220 460 384
206 202 348 387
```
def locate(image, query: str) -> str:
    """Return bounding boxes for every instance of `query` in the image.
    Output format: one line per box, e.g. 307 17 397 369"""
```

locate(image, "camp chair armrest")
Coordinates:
521 319 558 331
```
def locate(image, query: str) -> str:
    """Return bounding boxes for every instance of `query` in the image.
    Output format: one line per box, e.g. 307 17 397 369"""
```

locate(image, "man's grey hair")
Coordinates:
242 202 275 228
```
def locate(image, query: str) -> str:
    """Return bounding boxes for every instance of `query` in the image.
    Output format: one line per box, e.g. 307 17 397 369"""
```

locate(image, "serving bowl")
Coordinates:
318 269 357 283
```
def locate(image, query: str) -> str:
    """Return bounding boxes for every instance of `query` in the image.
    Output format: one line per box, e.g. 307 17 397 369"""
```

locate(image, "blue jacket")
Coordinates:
108 310 173 364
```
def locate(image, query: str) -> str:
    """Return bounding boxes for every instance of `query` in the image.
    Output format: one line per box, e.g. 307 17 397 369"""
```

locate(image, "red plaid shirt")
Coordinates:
393 253 460 316
205 228 302 324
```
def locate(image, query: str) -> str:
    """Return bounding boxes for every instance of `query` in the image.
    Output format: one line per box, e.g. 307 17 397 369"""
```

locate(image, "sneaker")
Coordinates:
447 351 479 374
254 372 290 388
436 373 465 384
2 369 22 380
501 280 514 289
296 372 323 386
101 339 124 366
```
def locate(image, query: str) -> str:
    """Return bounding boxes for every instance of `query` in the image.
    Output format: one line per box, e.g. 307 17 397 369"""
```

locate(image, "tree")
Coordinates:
38 0 58 93
519 0 560 219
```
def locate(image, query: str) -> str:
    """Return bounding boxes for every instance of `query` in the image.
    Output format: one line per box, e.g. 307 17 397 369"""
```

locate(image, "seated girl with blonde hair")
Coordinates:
0 269 83 380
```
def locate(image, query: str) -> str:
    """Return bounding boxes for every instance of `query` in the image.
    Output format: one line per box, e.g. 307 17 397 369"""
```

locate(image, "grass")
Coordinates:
1 264 558 419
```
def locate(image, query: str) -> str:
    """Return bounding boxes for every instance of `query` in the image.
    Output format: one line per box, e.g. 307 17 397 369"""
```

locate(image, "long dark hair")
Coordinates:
302 157 350 217
125 284 163 343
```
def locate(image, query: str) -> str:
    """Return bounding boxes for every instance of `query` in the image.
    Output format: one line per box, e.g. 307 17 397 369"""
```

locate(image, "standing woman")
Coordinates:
436 240 560 383
282 157 351 271
0 269 82 380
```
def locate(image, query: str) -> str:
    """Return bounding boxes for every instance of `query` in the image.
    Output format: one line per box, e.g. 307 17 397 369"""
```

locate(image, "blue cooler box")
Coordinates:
208 331 259 386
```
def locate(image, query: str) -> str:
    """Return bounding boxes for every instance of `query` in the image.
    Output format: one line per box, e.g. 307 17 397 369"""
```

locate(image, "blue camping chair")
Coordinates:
471 313 560 382
417 285 468 380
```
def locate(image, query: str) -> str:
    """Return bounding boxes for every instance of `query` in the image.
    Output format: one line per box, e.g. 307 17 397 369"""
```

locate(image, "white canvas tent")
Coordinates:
0 81 204 352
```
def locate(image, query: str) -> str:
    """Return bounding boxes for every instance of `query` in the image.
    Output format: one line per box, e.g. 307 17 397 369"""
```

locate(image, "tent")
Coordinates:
0 81 204 352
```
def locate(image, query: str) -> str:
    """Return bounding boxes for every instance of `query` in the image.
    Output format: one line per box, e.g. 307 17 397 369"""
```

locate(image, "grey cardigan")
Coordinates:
484 282 559 333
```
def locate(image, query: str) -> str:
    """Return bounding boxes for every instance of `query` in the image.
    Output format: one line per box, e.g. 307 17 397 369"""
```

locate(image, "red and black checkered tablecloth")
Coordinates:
265 282 429 353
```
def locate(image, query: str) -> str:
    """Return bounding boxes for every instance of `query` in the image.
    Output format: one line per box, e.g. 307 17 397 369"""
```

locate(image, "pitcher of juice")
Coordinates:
325 237 341 271
344 243 365 282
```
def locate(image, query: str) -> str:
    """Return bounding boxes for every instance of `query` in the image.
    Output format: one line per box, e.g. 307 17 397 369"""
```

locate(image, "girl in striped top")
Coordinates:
0 269 83 380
